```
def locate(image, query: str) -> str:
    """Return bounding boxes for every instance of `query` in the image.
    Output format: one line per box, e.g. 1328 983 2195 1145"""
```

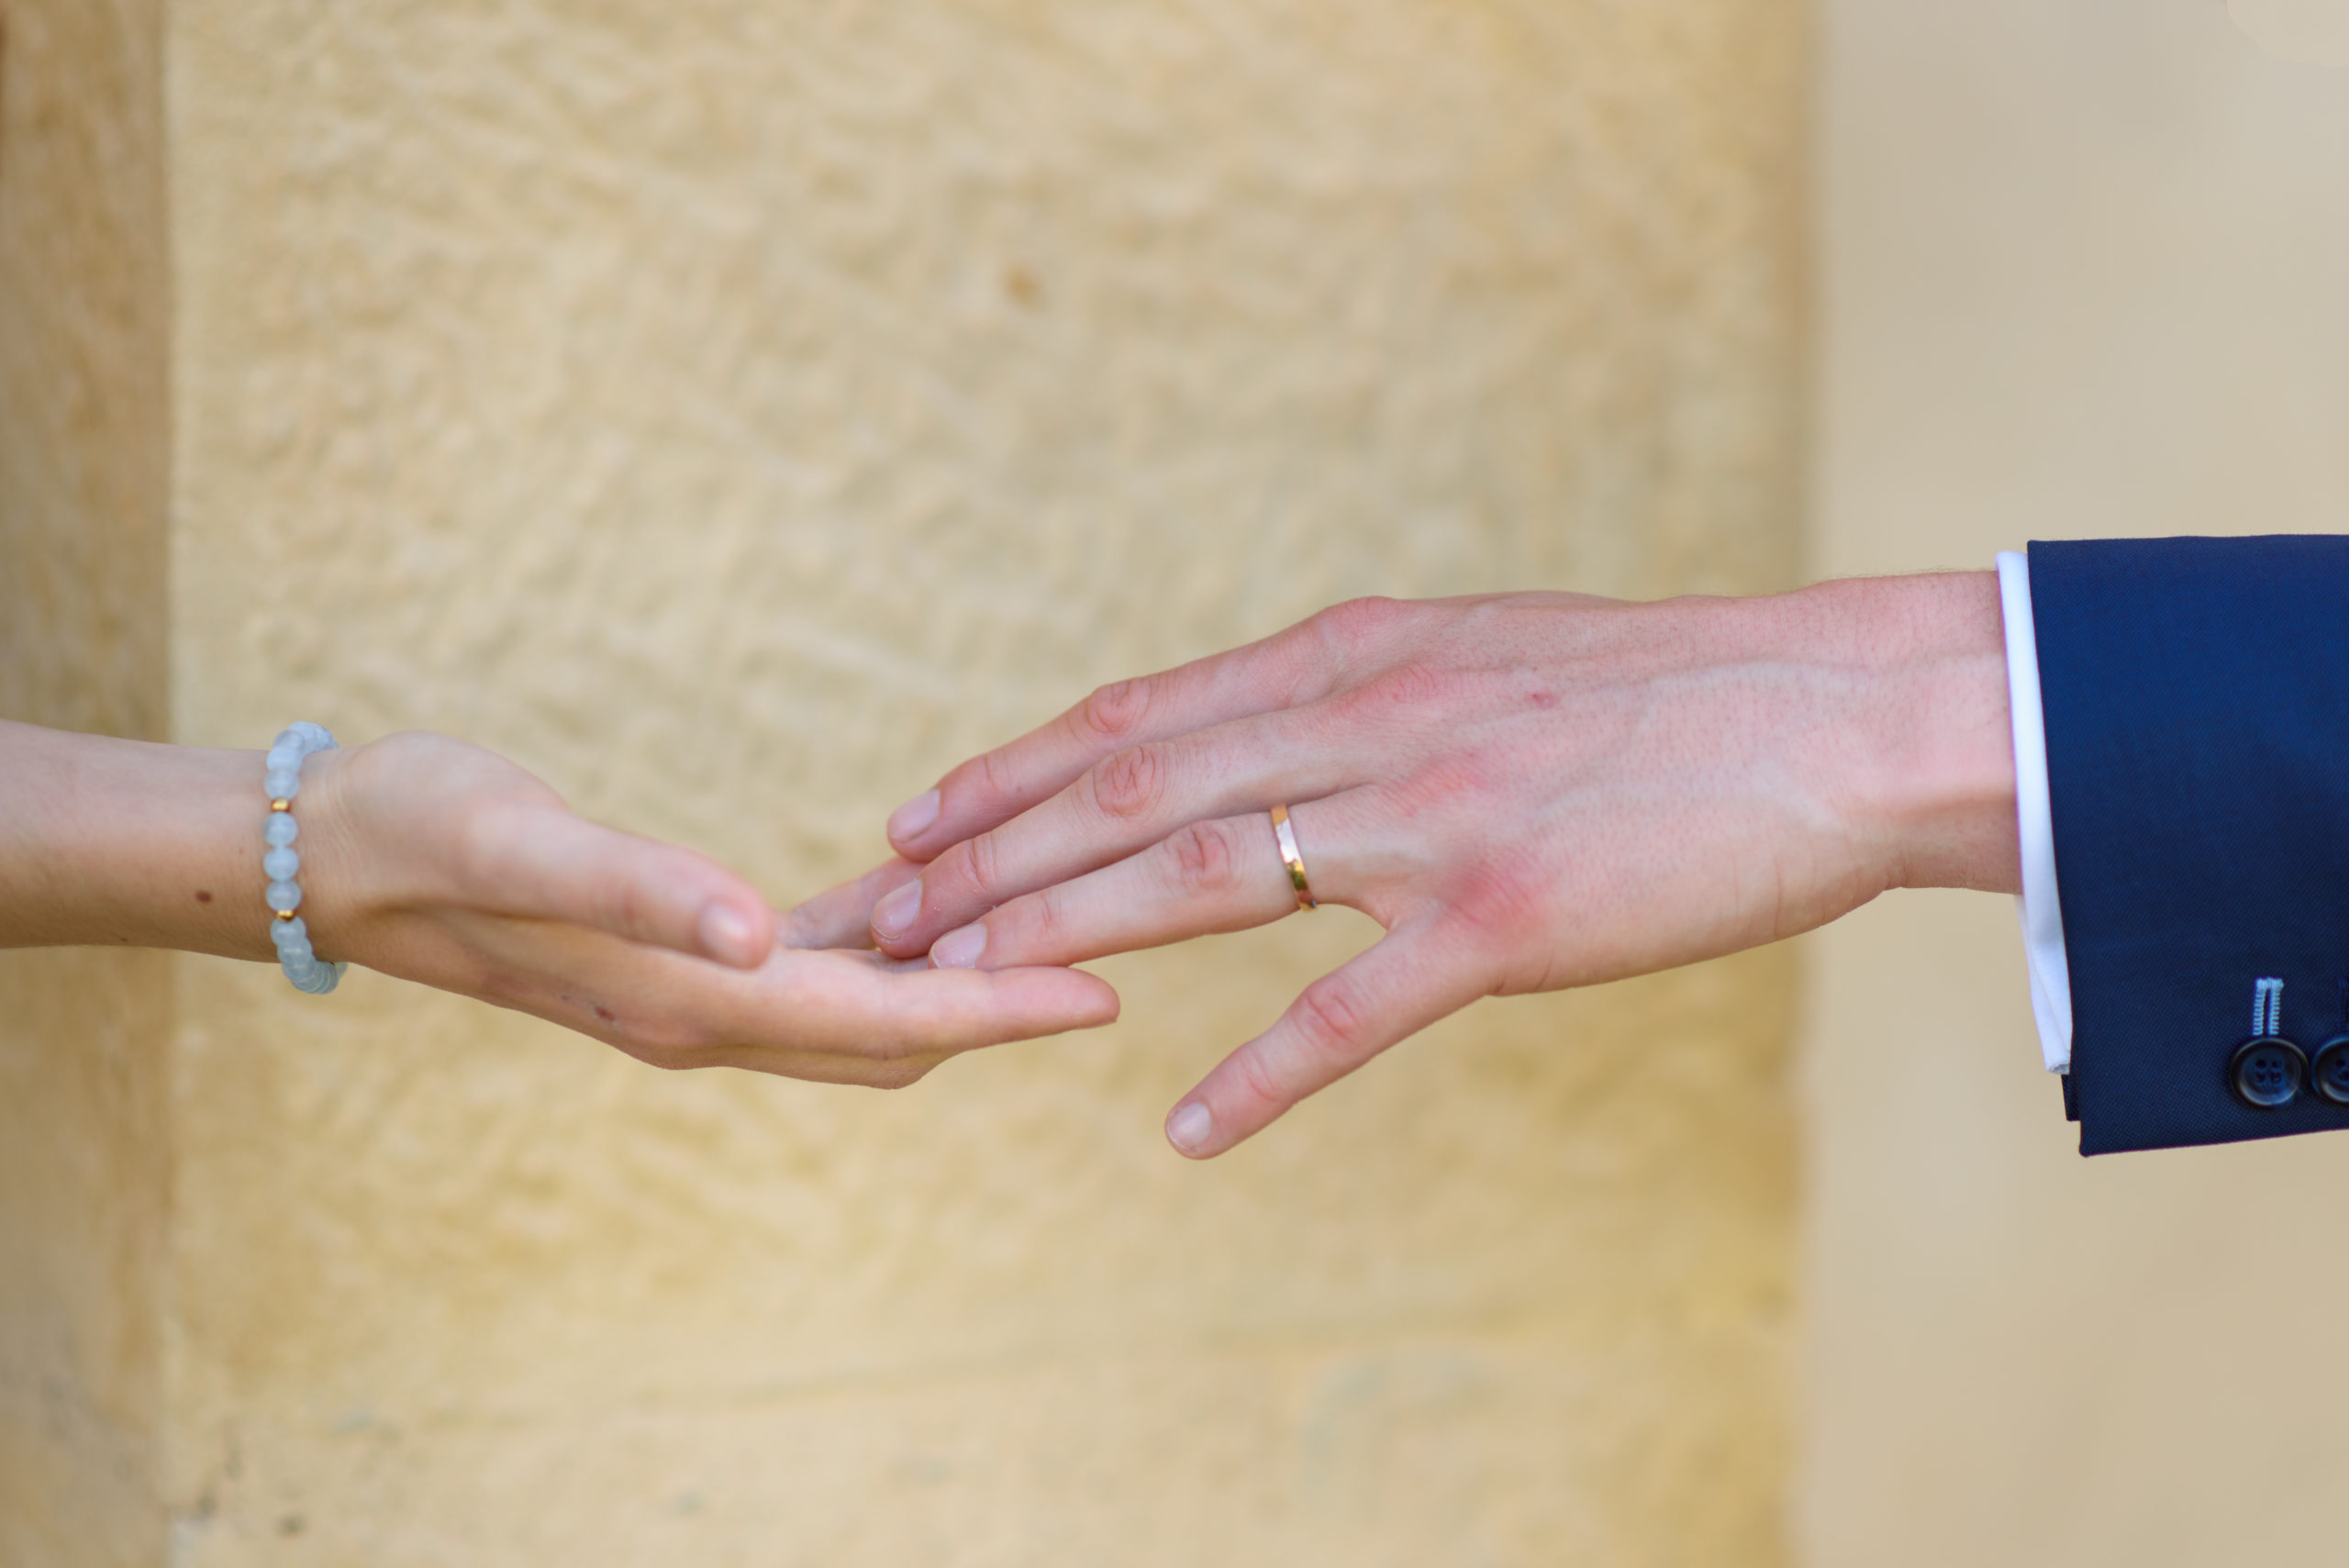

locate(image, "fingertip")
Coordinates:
1010 964 1120 1030
1165 1099 1216 1158
696 900 774 968
930 922 986 970
869 878 923 951
785 858 923 951
885 787 942 853
1080 973 1121 1027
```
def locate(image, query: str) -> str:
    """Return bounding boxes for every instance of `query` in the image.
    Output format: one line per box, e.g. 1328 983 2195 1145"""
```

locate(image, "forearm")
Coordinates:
0 718 1114 1080
0 719 312 960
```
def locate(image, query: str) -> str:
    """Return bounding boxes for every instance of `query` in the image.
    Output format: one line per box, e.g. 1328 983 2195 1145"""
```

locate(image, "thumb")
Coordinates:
1162 922 1488 1159
459 802 775 967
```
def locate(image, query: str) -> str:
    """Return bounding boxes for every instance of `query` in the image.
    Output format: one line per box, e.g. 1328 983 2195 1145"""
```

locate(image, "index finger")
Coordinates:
885 600 1411 862
781 855 923 950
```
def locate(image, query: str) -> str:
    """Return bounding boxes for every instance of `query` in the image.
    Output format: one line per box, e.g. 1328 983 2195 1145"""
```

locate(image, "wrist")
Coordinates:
281 742 382 968
1798 572 2021 895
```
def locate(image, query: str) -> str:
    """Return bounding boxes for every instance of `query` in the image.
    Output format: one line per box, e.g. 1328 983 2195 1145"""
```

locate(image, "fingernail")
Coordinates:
887 788 942 844
872 878 921 939
1166 1102 1214 1156
699 904 763 967
930 922 986 970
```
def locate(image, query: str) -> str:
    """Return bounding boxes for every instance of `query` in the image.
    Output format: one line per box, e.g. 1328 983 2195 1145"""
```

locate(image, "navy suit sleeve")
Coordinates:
2032 536 2349 1154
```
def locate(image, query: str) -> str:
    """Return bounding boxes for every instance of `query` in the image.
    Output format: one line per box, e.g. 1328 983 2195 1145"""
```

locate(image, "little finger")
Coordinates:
782 856 924 950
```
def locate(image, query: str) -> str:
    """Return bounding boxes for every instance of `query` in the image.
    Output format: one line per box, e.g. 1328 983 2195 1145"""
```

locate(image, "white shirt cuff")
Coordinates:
1996 550 2074 1073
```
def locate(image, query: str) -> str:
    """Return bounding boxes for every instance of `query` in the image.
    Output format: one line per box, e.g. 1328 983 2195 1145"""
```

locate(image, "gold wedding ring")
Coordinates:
1270 804 1318 911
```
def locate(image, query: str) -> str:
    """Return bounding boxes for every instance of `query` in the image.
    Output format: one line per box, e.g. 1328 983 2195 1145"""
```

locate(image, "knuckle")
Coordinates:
1308 595 1405 651
941 748 1020 814
1076 678 1154 744
1164 818 1245 899
1378 659 1454 709
1089 743 1171 823
1341 660 1453 722
1289 978 1370 1062
1231 1045 1288 1114
971 747 1019 808
947 830 1004 902
604 871 660 941
1020 884 1071 947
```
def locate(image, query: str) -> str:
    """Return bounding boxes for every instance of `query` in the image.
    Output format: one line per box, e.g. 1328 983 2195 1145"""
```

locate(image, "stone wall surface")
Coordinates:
12 1 1808 1562
0 1 173 1564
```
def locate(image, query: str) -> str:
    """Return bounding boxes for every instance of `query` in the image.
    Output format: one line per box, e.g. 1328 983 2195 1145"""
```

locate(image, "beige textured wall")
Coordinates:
0 1 173 1563
1806 3 2349 1564
10 0 1808 1562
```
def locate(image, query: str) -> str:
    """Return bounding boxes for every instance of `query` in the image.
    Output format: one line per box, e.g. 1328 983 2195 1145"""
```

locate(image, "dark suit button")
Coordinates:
2231 1037 2308 1109
2311 1038 2349 1106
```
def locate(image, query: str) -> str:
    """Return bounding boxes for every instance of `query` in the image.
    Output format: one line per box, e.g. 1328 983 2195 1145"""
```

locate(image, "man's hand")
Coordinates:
796 573 2017 1151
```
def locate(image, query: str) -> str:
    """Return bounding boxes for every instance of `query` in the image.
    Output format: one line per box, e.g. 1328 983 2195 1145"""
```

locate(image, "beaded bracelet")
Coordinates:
262 722 348 995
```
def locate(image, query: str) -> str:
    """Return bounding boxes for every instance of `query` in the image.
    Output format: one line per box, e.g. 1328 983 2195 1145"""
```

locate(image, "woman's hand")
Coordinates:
0 722 1116 1084
295 732 1119 1084
801 574 2017 1151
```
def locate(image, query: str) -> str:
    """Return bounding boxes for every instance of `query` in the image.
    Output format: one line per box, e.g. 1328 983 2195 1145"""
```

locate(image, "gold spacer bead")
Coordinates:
276 910 297 921
269 799 292 812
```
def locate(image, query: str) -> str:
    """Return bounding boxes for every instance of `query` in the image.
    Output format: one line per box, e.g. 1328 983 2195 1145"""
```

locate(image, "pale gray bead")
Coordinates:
266 725 341 997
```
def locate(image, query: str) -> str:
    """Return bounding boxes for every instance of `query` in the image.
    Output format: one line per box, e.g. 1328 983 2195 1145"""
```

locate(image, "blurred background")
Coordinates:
1807 3 2349 1564
0 1 2343 1564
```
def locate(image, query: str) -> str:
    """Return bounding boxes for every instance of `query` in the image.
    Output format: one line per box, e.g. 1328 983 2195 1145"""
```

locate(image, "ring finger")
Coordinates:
871 707 1368 957
926 795 1368 972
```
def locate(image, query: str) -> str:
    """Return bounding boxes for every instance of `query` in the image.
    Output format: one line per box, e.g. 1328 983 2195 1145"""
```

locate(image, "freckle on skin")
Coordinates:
560 993 621 1026
195 889 213 903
